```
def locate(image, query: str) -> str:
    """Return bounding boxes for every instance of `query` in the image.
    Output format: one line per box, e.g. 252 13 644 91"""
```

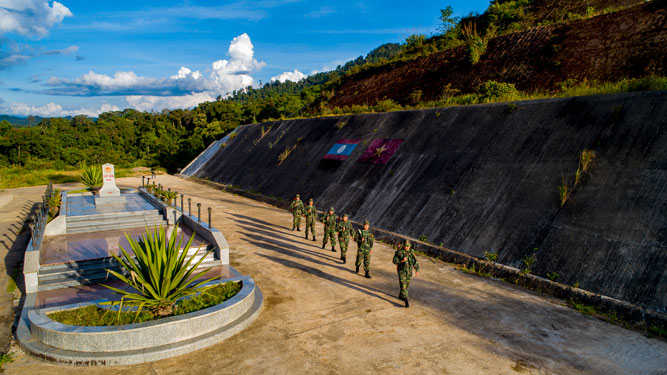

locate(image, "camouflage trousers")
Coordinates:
355 248 371 271
322 226 337 247
292 213 301 229
304 217 316 238
338 235 350 257
398 270 412 300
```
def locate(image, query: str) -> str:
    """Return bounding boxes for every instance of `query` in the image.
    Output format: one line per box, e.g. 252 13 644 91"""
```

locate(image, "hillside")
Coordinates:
328 1 666 108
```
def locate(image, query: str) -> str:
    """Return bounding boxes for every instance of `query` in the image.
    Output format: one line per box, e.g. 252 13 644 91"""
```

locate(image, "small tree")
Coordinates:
439 5 460 34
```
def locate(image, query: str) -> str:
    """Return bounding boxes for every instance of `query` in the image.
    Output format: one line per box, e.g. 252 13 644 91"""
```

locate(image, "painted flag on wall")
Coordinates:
357 139 404 165
323 139 360 160
319 139 360 172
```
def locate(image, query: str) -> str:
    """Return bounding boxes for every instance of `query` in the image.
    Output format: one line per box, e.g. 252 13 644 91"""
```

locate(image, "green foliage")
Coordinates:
569 299 597 315
547 271 560 281
0 353 12 367
102 226 216 318
439 5 460 34
462 22 487 65
80 164 102 188
522 248 538 274
47 188 62 218
558 176 569 207
478 81 518 101
483 251 498 261
418 234 428 242
48 281 241 326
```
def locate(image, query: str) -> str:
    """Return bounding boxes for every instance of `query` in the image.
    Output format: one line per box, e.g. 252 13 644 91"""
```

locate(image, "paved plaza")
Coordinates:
1 175 666 374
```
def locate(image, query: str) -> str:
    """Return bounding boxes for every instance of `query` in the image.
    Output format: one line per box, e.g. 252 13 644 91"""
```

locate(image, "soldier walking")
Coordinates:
303 198 317 241
354 220 374 278
392 240 420 308
336 213 354 263
321 207 337 251
290 194 304 231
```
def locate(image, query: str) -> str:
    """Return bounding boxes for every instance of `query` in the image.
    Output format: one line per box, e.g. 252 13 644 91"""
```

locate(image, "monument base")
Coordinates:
94 195 127 206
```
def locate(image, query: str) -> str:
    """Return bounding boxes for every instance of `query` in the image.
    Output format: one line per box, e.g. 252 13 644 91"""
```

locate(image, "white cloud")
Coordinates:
304 6 335 19
43 45 79 55
271 69 306 83
0 0 72 37
42 33 265 98
125 93 216 112
2 101 119 117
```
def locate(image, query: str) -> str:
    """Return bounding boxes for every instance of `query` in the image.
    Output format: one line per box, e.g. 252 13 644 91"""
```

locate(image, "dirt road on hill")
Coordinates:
2 175 666 374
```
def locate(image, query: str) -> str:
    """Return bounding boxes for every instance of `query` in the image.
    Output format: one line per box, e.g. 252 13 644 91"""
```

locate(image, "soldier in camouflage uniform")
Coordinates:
302 198 317 241
290 194 304 231
354 220 374 278
336 213 354 263
392 240 420 308
321 207 337 251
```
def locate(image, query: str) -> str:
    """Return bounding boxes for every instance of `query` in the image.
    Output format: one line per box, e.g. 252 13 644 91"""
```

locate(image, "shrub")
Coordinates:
462 22 487 65
80 164 102 188
478 81 518 101
558 176 569 207
102 226 216 319
483 251 498 261
47 189 62 219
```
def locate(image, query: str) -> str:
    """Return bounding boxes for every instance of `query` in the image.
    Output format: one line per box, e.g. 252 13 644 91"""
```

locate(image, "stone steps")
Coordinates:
66 212 167 234
37 247 218 291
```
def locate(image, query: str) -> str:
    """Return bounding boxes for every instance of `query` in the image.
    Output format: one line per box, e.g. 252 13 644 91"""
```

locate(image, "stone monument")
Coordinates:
95 163 126 205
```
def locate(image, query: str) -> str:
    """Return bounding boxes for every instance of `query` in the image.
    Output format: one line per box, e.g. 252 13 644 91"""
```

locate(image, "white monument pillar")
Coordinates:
95 163 126 205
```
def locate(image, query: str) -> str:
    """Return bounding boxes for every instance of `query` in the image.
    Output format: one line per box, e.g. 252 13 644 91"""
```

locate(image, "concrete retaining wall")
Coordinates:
184 91 667 314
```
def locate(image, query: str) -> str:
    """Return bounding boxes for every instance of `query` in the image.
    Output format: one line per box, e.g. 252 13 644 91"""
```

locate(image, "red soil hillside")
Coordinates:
328 2 667 108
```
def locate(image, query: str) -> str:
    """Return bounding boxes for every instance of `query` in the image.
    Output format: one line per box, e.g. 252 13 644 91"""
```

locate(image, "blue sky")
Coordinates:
0 0 490 117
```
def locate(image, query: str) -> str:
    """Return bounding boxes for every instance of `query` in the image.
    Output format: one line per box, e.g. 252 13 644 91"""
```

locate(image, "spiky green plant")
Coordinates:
80 164 102 188
102 226 216 319
47 189 62 218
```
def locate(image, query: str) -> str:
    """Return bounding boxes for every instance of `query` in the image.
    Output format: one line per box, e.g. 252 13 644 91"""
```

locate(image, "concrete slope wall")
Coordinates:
186 91 667 313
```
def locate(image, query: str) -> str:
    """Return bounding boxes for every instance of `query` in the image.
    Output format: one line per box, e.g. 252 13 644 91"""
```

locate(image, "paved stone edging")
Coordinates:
17 275 263 365
180 175 667 331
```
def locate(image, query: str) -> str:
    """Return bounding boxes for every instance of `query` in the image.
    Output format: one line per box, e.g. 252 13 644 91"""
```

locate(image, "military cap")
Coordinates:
329 207 334 211
309 198 313 202
404 240 411 247
342 213 349 218
363 220 369 226
295 194 300 198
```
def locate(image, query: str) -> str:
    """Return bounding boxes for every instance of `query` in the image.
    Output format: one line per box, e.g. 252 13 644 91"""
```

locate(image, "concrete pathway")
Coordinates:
2 175 666 374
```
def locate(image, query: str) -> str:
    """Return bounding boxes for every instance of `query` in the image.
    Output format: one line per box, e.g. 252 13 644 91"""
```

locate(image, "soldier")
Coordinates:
336 213 354 263
354 220 374 278
290 194 304 231
303 198 317 241
321 207 337 251
392 240 420 308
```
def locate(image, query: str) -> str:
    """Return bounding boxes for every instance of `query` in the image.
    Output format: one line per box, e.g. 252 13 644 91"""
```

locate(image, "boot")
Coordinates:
291 225 295 231
342 256 346 264
305 233 309 239
365 270 371 279
355 265 359 273
404 299 409 308
297 227 301 231
398 295 405 301
321 243 325 249
313 237 316 242
332 246 336 252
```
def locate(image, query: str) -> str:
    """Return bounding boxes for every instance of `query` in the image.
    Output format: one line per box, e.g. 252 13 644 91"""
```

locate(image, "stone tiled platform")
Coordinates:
41 225 211 265
66 192 157 217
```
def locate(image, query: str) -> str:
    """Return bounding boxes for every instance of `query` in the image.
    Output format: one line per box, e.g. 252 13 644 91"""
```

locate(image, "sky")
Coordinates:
0 0 490 117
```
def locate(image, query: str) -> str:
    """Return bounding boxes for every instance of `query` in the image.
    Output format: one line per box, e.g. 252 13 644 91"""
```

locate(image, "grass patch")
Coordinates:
0 353 13 368
457 264 493 279
48 281 241 326
0 166 141 189
6 266 19 293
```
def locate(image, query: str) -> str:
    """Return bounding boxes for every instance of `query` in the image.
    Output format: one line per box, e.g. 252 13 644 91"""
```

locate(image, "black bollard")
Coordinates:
181 194 184 212
197 203 201 222
208 207 212 228
188 198 192 216
142 176 145 186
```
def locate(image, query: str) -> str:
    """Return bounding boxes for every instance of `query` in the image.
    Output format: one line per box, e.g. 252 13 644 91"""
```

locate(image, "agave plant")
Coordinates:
80 164 103 188
47 189 62 218
102 226 216 319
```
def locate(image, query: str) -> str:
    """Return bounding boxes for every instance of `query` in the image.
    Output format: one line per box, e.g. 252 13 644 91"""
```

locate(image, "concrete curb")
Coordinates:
17 275 263 366
180 175 667 331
